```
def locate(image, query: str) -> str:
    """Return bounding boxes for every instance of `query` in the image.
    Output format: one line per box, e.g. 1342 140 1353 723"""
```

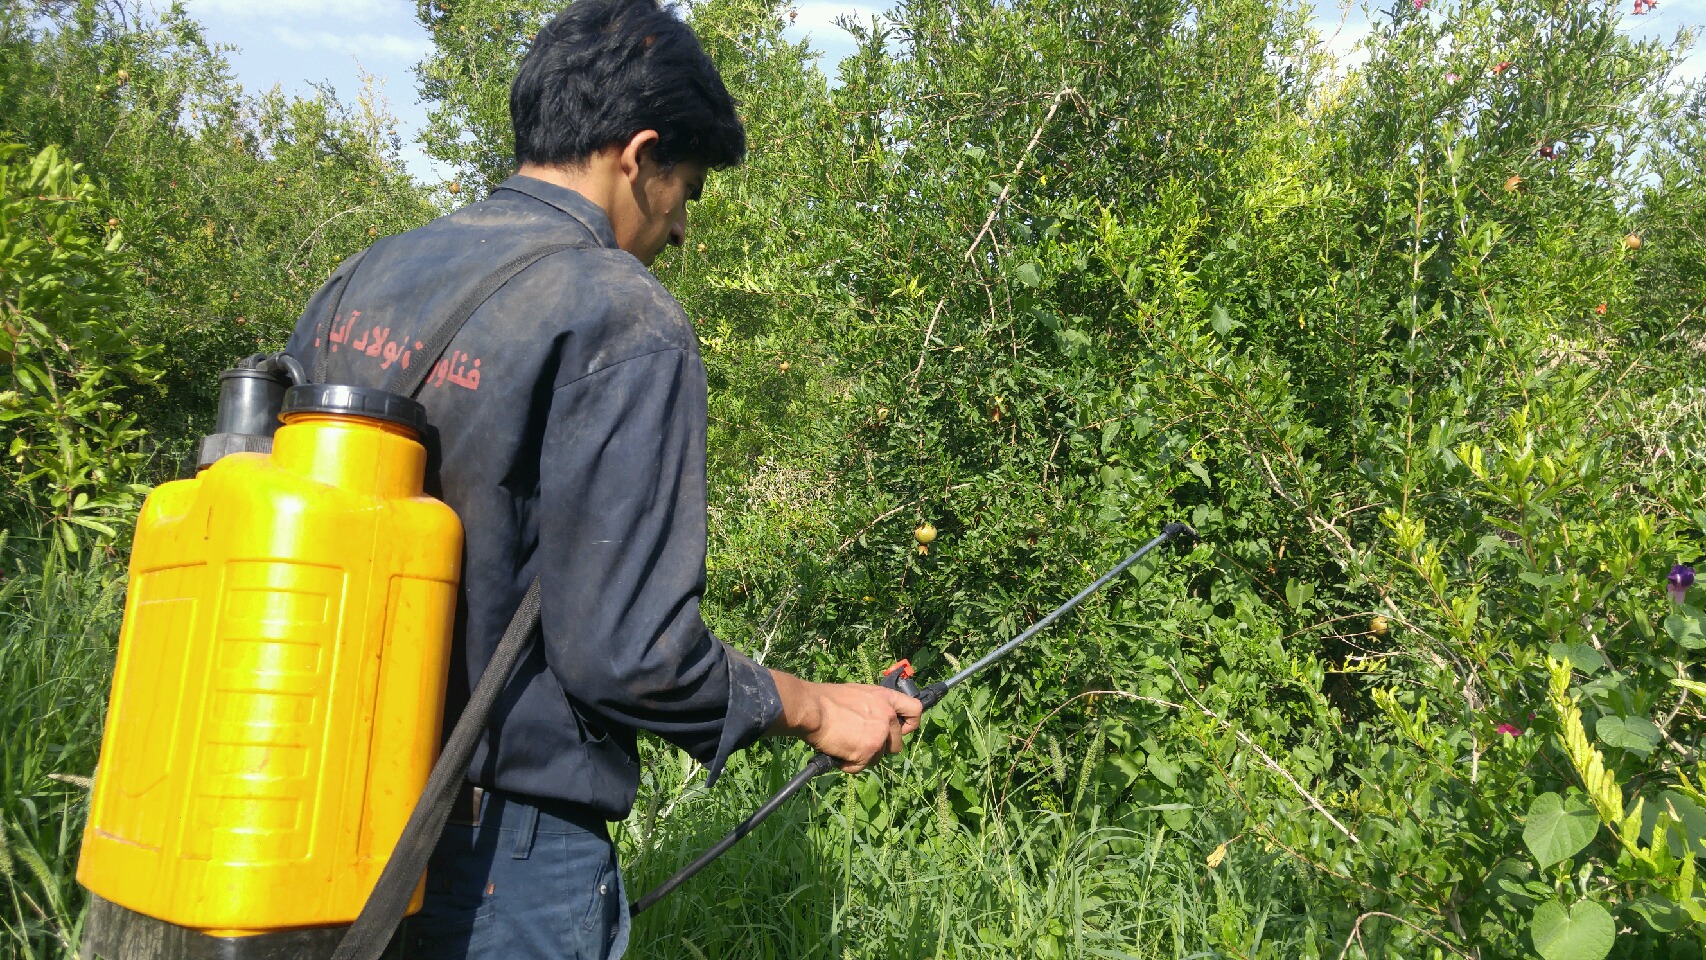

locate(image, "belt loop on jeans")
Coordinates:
512 802 539 860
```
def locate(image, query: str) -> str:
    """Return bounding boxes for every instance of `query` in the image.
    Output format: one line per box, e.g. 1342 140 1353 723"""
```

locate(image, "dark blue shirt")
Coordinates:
284 175 782 819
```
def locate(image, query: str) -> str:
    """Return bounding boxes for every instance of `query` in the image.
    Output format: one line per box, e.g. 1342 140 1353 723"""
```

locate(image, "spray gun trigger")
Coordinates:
881 660 922 698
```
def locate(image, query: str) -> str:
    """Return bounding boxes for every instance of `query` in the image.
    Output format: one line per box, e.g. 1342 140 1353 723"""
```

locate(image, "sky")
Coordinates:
176 0 1704 183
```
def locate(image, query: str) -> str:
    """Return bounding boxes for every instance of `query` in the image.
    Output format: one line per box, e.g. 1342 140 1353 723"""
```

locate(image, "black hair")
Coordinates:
511 0 746 170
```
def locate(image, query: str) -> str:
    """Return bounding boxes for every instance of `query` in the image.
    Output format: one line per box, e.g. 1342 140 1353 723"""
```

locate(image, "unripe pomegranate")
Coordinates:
914 523 937 545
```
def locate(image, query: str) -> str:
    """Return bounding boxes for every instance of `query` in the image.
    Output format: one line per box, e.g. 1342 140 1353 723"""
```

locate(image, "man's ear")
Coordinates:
618 129 663 184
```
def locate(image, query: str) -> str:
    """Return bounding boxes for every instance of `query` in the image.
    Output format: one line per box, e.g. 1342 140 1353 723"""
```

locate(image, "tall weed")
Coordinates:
623 692 1331 959
0 527 121 959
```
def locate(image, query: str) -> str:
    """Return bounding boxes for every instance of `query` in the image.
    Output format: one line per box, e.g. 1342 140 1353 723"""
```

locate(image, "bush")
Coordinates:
0 0 439 467
0 143 156 548
0 0 1701 955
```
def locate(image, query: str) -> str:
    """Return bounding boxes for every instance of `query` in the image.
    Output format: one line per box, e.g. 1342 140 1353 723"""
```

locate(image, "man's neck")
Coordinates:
517 159 622 224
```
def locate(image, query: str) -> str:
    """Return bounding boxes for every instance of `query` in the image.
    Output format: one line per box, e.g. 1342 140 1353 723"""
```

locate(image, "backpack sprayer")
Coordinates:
629 520 1196 916
76 244 574 960
77 350 462 960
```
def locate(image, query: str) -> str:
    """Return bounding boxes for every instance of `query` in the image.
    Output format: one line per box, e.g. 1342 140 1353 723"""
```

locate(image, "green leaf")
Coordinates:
64 516 117 538
1014 262 1040 288
855 771 880 810
1652 789 1706 858
1209 304 1235 336
1628 894 1686 934
1530 899 1614 960
1547 642 1605 673
1145 751 1179 788
1594 715 1661 756
1523 792 1599 868
1674 678 1706 698
1665 609 1706 649
1160 805 1192 831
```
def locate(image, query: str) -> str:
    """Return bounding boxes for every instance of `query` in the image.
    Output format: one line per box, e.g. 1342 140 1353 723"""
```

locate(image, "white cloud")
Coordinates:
271 25 432 62
183 0 410 26
789 1 882 36
784 1 881 63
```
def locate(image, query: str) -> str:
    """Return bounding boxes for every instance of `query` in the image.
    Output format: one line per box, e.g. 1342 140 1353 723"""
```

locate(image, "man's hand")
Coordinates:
767 669 922 773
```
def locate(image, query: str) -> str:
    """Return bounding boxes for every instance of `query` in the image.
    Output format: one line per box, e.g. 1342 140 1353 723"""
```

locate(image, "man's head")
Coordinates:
512 0 744 265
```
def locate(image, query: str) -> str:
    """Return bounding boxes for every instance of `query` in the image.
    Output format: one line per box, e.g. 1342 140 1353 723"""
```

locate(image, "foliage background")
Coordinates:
3 0 1704 957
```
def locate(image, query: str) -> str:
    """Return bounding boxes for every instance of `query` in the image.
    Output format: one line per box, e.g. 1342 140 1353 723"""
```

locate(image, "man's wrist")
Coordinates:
766 668 822 739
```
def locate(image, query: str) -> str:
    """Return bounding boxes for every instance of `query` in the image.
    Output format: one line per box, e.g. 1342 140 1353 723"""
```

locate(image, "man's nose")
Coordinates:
669 222 686 247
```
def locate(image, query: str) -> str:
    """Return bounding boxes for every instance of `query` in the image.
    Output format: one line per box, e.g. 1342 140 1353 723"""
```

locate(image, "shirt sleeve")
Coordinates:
536 345 782 786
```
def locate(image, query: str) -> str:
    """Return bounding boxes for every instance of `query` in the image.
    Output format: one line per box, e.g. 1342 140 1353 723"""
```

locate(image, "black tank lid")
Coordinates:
279 384 428 434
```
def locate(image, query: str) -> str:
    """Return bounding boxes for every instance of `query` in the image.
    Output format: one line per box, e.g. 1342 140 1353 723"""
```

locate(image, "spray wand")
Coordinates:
629 521 1195 915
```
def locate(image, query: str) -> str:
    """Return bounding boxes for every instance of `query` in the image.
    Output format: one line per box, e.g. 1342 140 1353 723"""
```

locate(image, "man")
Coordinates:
283 1 921 957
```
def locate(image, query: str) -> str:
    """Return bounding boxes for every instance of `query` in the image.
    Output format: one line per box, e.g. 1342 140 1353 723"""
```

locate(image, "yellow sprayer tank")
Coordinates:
78 384 461 959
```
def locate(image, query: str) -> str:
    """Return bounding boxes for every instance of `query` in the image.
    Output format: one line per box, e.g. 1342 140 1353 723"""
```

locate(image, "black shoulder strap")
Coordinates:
390 243 579 398
331 242 580 960
331 580 543 960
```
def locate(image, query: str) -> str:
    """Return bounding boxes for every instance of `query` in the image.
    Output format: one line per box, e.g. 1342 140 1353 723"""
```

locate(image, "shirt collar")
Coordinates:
492 174 620 250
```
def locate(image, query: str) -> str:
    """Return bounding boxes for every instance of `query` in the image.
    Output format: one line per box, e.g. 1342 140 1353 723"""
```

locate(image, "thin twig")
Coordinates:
908 87 1075 388
1336 911 1474 960
752 586 796 666
1165 665 1360 844
910 297 948 386
964 88 1074 264
288 205 366 279
1004 683 1360 845
656 759 707 823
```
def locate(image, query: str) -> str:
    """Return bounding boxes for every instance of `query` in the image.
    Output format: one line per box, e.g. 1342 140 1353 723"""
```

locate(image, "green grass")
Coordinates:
0 531 1331 959
0 528 123 959
621 707 1327 959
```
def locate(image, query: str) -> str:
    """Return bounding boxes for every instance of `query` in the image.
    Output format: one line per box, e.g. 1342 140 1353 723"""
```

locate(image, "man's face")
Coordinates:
621 155 707 267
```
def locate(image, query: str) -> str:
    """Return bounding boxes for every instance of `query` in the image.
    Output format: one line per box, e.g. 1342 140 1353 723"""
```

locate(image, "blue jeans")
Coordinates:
403 788 631 960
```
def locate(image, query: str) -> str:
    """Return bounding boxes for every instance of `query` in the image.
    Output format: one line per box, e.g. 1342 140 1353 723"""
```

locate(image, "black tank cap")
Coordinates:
280 384 428 434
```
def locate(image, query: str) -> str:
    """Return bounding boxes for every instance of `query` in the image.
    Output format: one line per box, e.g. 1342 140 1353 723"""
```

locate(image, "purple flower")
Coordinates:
1669 564 1696 605
1496 723 1523 737
1412 0 1426 8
